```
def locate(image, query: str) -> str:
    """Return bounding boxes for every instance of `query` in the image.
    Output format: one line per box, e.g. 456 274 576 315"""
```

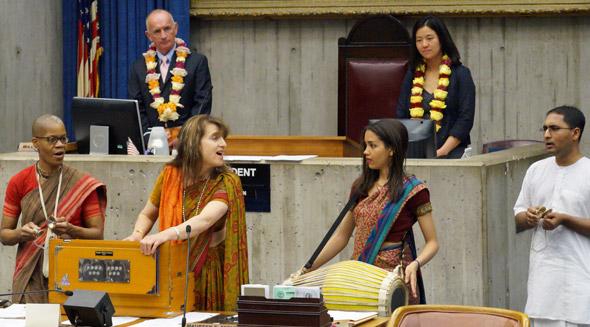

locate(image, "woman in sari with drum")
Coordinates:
124 115 248 311
302 119 439 304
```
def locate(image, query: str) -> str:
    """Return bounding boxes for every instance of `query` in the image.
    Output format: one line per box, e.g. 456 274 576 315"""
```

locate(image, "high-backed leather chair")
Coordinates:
338 15 411 143
387 305 530 327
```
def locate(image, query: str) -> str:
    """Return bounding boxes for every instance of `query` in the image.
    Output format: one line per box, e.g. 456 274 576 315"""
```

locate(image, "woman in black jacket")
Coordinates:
396 16 476 158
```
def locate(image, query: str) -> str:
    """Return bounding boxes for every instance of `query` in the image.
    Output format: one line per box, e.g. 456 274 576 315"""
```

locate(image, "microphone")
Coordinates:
181 224 192 327
0 289 74 297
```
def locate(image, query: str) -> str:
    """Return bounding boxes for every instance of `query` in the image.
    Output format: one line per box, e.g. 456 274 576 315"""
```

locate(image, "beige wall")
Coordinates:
192 16 590 154
0 0 63 153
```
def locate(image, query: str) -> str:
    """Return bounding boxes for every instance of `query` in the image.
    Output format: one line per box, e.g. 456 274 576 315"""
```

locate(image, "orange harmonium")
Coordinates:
48 239 195 318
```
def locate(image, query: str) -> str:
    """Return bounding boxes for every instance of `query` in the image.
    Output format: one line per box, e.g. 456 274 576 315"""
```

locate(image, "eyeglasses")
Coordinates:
539 125 574 133
35 135 68 145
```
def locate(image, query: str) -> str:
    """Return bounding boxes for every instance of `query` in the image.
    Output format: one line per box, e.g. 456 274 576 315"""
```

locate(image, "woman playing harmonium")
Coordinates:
396 15 476 159
124 115 248 311
298 119 439 304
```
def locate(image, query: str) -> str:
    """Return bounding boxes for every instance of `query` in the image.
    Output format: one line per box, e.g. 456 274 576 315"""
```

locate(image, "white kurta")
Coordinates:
514 156 590 324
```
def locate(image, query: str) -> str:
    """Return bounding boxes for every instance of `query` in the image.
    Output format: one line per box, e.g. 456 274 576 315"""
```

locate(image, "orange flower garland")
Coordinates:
409 54 452 132
144 38 190 123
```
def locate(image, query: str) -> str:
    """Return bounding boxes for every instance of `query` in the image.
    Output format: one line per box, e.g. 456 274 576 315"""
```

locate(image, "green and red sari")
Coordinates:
154 165 248 311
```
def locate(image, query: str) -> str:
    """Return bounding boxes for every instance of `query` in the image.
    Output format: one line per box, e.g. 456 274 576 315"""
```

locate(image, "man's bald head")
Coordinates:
32 114 65 137
145 9 175 30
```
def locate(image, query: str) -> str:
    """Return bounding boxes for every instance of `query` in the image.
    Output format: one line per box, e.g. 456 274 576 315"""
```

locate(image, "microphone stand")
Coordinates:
181 224 192 327
0 289 74 297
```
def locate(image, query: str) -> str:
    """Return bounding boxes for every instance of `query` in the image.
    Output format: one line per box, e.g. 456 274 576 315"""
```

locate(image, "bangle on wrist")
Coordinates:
134 229 144 235
173 227 180 240
414 258 422 268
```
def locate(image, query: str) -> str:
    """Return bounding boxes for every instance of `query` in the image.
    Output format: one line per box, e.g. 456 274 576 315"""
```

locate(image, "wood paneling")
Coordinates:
225 135 361 157
191 0 590 18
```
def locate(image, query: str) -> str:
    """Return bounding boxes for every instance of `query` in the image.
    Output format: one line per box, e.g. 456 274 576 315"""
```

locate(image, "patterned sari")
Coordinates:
10 165 106 303
157 165 248 311
352 176 428 304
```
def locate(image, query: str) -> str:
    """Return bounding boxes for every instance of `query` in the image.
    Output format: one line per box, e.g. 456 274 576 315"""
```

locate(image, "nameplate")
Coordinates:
230 163 270 212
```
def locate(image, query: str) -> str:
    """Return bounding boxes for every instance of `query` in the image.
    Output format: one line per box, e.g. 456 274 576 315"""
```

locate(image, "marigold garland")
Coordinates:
144 38 190 123
409 54 452 132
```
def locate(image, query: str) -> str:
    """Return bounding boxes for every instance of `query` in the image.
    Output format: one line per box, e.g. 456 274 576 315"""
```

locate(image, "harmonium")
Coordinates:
48 239 195 318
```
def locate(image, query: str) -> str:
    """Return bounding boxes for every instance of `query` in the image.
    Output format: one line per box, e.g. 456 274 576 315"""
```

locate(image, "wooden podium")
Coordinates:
48 239 195 318
226 136 361 157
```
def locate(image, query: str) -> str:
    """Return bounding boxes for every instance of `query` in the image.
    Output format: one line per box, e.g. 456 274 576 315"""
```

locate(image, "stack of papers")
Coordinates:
0 319 25 327
328 311 378 326
0 304 26 327
0 304 26 319
132 312 218 326
61 316 140 326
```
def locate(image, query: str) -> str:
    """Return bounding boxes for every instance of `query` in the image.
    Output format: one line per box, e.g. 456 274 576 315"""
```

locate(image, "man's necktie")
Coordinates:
160 58 168 82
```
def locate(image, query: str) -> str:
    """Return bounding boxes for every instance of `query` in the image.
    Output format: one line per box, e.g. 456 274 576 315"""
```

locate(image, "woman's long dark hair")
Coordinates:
353 119 409 202
409 15 461 69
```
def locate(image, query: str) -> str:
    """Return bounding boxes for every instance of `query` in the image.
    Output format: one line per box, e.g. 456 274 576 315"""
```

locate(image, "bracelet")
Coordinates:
133 229 144 235
173 227 180 240
414 259 422 268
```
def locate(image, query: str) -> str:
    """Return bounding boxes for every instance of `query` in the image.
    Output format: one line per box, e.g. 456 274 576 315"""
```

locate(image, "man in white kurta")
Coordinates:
514 106 590 327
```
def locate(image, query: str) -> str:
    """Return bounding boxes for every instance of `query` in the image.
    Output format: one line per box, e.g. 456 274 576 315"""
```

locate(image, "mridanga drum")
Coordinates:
286 260 408 316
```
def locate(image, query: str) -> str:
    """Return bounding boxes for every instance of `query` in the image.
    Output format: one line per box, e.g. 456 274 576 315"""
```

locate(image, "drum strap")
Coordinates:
304 192 360 269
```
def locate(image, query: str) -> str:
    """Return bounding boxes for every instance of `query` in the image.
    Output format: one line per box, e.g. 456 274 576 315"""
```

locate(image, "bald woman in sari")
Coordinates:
124 115 248 312
0 115 107 303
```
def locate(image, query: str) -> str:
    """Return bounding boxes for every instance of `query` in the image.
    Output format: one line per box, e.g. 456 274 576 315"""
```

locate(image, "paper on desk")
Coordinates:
132 312 218 326
0 318 26 327
224 155 273 162
224 155 318 162
61 316 140 326
0 304 26 318
266 155 318 161
328 310 378 326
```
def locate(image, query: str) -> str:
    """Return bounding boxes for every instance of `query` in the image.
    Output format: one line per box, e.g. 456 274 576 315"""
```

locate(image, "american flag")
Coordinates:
77 0 102 97
127 137 141 155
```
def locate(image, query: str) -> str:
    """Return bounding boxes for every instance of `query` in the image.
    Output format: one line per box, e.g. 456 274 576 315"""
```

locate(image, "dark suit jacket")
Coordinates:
396 63 476 154
128 50 212 133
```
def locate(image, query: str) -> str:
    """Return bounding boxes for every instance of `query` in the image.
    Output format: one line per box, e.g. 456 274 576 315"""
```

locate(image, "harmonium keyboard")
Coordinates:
48 239 195 318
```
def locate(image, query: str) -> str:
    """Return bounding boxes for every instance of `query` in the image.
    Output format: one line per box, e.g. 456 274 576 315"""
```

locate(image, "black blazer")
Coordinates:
396 63 475 150
128 51 213 133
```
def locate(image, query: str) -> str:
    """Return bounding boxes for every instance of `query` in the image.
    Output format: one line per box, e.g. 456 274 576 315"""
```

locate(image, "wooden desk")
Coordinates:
59 315 389 326
359 316 390 326
226 135 361 157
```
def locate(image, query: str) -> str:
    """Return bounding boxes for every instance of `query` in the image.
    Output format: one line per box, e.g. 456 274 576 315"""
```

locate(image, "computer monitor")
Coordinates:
72 97 145 154
368 118 436 159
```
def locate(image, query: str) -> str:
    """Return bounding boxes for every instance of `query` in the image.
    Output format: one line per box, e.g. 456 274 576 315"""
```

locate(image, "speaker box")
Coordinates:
64 290 115 327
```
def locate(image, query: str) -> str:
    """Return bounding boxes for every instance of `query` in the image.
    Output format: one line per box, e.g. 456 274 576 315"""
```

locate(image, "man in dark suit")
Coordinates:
128 9 212 138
